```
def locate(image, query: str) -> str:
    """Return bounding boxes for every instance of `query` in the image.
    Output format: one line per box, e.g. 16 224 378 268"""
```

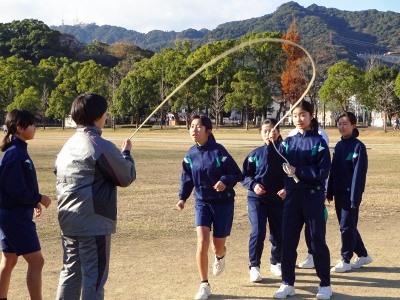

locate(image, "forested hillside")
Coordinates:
51 1 399 64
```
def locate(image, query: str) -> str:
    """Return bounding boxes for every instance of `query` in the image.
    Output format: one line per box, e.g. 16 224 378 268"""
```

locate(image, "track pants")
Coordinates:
334 192 368 263
281 189 330 287
56 234 111 300
248 197 283 268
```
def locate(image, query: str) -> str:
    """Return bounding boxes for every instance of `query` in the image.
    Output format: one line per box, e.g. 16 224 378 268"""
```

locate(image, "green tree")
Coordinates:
7 86 41 112
240 32 284 122
0 19 63 63
143 43 194 128
394 72 400 99
225 70 270 130
113 60 155 126
0 56 39 116
319 61 365 114
46 60 82 127
187 40 238 127
364 65 399 132
77 60 111 97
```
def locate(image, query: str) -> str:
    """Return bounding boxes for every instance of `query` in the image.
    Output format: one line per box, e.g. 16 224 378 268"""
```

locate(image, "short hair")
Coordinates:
70 93 108 126
262 118 279 131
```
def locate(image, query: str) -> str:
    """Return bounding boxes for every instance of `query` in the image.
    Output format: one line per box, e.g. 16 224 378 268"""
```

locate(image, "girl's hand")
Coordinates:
122 139 132 152
286 165 296 175
176 200 185 211
40 195 51 208
254 183 266 195
277 188 286 199
213 180 226 192
34 203 42 217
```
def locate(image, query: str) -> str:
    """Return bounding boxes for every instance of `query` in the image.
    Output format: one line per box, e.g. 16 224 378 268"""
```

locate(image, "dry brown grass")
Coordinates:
3 126 400 299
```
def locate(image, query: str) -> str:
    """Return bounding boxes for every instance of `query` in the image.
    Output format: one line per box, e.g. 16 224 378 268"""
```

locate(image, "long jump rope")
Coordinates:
127 38 316 183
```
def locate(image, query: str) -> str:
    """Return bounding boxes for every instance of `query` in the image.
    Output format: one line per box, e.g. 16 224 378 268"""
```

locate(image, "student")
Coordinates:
273 100 332 300
176 115 242 300
288 125 329 269
55 93 136 300
241 119 286 282
328 112 372 273
0 109 52 300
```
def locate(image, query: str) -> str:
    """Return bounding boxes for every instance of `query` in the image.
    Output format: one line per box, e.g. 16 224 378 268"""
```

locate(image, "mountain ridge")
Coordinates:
51 1 399 64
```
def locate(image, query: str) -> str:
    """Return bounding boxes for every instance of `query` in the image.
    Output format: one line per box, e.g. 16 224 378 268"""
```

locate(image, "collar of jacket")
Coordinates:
78 125 103 136
196 137 216 150
11 136 28 149
296 129 317 137
341 133 357 141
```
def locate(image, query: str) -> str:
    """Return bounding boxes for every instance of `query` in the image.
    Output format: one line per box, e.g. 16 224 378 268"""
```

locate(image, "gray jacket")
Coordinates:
55 126 136 236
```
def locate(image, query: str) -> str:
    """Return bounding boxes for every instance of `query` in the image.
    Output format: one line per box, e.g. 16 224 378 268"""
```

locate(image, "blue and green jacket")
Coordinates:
179 138 241 203
280 130 331 190
241 142 285 201
326 134 367 207
0 137 41 209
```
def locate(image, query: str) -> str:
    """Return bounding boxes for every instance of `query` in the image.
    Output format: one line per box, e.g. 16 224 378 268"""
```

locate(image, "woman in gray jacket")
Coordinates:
55 93 136 300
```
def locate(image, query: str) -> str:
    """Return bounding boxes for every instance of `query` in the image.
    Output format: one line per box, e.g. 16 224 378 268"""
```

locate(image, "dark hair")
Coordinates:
190 114 216 142
295 100 319 133
1 109 35 152
70 93 108 126
261 118 283 142
337 111 359 137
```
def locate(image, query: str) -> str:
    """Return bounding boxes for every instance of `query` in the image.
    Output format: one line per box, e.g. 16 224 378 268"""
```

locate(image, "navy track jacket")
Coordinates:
241 142 285 201
179 138 241 203
280 130 331 190
0 137 41 209
326 134 368 207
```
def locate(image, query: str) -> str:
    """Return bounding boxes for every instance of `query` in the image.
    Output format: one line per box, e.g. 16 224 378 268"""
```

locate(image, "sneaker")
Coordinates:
351 255 373 269
316 286 332 300
249 266 262 282
212 254 226 276
274 284 295 299
298 253 314 269
270 263 282 277
331 260 351 273
195 282 211 300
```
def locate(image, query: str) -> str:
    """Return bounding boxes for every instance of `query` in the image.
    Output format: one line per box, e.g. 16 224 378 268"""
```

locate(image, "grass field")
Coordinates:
3 126 400 299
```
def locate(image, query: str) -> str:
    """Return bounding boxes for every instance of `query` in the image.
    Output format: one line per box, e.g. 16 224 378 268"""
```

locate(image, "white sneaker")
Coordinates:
331 260 351 273
212 254 226 276
195 282 211 300
351 255 373 269
270 263 282 277
298 253 314 269
316 286 332 300
249 266 262 282
274 284 295 299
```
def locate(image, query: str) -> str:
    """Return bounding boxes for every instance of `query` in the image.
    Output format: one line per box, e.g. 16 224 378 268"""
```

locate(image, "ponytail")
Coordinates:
310 118 319 134
0 132 12 152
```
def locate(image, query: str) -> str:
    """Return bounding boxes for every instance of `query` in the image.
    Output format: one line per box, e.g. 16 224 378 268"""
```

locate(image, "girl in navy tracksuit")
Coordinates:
273 101 332 300
241 118 286 282
328 112 372 273
0 109 51 300
176 115 241 300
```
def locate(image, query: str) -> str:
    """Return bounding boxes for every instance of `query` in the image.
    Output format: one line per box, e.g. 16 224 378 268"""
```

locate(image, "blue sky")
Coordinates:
0 0 398 33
